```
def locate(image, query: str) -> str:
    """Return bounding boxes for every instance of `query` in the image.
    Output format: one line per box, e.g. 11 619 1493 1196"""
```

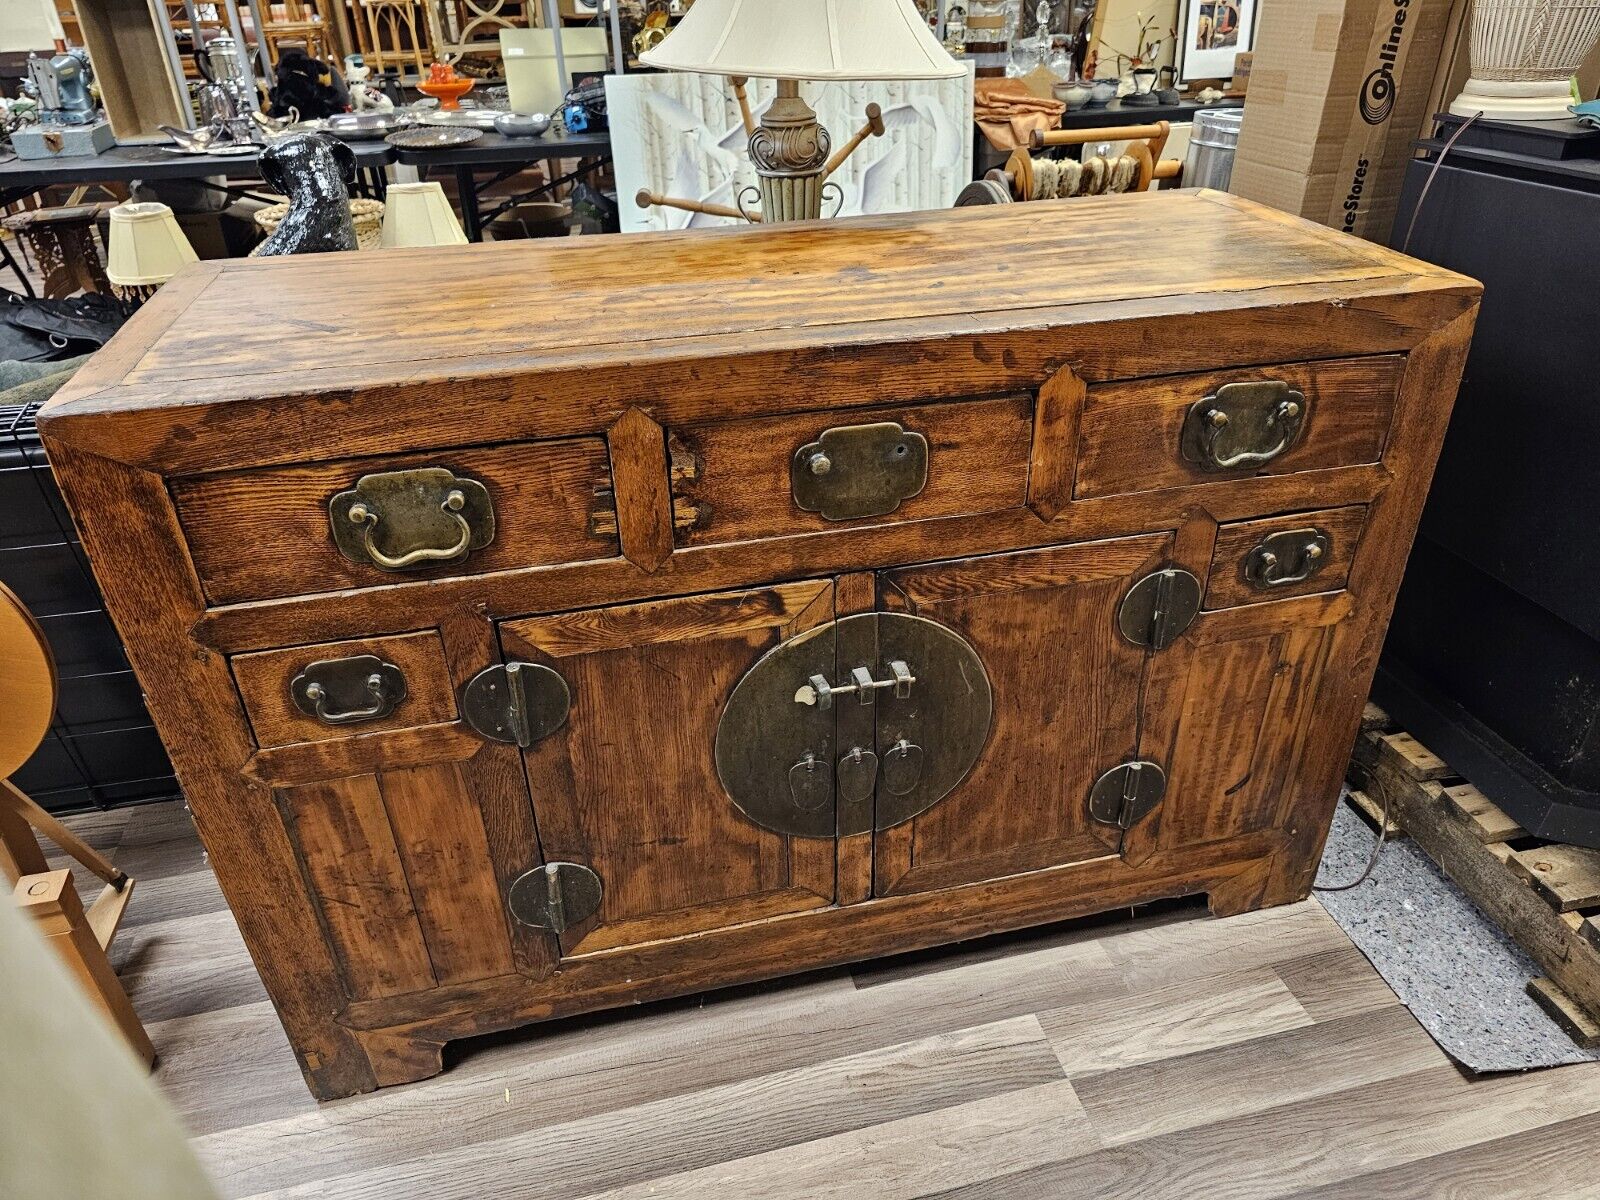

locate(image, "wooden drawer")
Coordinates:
667 395 1034 547
1074 357 1404 500
1204 505 1368 609
232 631 457 747
173 439 617 605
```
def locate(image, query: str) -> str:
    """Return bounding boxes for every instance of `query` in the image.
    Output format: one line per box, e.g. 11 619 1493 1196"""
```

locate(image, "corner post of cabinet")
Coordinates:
36 440 380 1101
1260 308 1479 909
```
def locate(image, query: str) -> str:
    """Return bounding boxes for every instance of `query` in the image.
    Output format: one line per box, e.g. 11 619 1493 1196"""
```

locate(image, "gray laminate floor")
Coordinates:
54 800 1600 1199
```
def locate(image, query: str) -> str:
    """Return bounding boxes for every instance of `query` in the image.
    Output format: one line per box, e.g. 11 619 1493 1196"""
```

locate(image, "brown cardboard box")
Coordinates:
1229 0 1455 241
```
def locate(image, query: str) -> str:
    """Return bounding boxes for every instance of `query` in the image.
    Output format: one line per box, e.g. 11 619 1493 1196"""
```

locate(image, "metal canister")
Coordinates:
1185 107 1245 191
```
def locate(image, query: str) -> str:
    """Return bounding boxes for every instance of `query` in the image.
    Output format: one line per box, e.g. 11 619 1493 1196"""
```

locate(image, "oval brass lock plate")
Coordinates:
872 614 991 831
715 620 838 839
329 467 495 572
715 613 991 837
290 655 406 725
791 421 929 521
1180 380 1307 473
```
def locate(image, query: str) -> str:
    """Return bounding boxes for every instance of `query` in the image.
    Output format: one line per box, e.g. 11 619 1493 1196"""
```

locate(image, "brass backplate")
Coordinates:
714 621 839 839
714 612 992 838
328 467 494 571
1117 567 1203 650
1180 380 1307 473
289 654 406 725
871 613 992 832
461 661 571 747
791 421 929 521
507 861 602 934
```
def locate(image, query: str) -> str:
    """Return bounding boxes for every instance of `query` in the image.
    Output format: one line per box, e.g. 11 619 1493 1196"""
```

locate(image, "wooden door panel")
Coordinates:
874 534 1172 895
1148 620 1338 850
502 581 838 955
279 759 518 1001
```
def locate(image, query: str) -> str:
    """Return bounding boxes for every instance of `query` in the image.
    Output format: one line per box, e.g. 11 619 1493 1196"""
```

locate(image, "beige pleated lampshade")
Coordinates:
379 182 468 248
640 0 964 80
105 202 199 287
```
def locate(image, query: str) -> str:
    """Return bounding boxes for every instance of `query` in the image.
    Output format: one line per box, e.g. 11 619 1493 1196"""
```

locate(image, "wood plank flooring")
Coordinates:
53 799 1600 1199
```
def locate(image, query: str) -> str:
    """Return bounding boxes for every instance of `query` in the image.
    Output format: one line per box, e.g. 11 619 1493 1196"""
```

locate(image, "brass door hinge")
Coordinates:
1087 760 1167 829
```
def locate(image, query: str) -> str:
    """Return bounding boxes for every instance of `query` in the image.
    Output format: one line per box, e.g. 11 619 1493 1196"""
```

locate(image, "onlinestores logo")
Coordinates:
1360 0 1413 125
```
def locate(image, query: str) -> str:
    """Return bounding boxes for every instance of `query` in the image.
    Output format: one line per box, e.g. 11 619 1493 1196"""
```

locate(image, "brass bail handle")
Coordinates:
794 660 915 709
348 487 472 570
302 672 392 724
1201 396 1302 470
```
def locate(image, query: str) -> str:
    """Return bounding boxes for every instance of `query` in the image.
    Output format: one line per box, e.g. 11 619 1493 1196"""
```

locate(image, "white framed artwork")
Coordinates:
1175 0 1259 85
605 68 975 233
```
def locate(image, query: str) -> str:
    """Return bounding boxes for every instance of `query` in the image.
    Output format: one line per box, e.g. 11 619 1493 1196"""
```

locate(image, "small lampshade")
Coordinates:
379 182 468 248
640 0 964 80
105 202 199 287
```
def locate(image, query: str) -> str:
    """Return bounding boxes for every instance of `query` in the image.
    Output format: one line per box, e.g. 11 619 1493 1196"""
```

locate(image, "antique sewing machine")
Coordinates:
14 49 115 159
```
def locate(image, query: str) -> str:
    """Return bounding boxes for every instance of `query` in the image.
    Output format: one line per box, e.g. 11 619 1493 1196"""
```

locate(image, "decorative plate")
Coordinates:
386 126 483 149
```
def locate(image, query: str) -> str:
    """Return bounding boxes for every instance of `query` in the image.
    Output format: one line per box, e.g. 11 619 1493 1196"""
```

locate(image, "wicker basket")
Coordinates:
1468 1 1600 82
250 197 386 254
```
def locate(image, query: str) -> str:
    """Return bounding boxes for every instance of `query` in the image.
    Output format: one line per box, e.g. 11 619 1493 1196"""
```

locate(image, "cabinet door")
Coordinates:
501 581 839 956
874 533 1173 895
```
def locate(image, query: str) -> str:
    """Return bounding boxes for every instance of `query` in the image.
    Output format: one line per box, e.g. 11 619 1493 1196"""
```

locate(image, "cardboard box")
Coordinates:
1229 0 1455 242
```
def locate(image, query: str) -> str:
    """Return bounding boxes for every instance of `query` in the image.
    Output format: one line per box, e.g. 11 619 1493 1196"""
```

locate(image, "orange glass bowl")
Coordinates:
417 76 474 111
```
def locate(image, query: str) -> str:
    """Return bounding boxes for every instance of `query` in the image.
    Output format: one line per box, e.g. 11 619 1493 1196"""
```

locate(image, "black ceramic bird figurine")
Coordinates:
256 132 359 257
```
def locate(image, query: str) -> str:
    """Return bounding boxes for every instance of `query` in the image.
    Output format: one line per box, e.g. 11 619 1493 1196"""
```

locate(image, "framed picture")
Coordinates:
1175 0 1260 86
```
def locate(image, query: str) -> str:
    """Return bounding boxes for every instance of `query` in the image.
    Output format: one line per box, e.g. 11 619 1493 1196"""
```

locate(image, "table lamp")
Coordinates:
638 0 964 223
379 182 468 248
105 202 199 306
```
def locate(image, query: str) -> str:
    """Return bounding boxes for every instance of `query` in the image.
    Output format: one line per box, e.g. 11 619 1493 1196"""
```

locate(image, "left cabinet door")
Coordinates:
239 631 540 1003
500 581 840 957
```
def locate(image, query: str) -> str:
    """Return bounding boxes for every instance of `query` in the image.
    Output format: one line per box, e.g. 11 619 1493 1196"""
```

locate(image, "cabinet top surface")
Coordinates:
41 190 1476 465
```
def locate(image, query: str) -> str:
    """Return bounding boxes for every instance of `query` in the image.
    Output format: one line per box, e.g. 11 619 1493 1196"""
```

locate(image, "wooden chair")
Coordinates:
1 581 154 1067
357 0 434 79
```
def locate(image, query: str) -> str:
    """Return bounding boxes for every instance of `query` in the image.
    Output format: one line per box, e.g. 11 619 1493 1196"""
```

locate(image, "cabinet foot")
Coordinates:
352 1027 447 1091
1208 861 1274 917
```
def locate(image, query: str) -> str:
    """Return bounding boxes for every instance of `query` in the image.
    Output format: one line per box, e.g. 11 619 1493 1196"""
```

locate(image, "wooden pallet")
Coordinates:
1348 704 1600 1049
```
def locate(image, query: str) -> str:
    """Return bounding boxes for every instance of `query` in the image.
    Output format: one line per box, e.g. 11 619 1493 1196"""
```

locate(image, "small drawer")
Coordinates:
173 439 617 605
1074 356 1403 500
232 631 457 747
667 395 1034 546
1204 505 1367 609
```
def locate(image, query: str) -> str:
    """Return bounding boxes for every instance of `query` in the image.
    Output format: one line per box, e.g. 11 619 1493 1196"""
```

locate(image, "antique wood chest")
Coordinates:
40 192 1479 1100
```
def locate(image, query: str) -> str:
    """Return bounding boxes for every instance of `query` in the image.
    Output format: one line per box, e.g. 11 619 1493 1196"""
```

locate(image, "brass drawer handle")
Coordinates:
350 488 472 570
1181 380 1307 473
290 655 407 725
328 467 495 572
1243 528 1330 589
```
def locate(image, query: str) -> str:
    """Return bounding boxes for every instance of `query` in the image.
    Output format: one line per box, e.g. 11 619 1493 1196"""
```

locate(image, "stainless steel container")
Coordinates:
1185 108 1245 191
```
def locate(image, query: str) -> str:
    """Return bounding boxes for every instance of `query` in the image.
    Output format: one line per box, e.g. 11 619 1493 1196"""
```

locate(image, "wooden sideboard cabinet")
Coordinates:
40 192 1479 1100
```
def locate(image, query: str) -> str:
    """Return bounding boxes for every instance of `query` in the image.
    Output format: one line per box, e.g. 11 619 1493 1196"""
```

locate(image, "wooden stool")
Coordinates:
0 203 116 300
0 582 154 1067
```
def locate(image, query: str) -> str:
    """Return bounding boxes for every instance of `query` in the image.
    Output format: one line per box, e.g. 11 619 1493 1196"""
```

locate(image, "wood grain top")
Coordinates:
40 190 1477 472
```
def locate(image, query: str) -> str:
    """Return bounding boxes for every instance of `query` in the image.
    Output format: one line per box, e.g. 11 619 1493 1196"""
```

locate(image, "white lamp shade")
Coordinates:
640 0 964 80
105 202 199 287
379 182 468 248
